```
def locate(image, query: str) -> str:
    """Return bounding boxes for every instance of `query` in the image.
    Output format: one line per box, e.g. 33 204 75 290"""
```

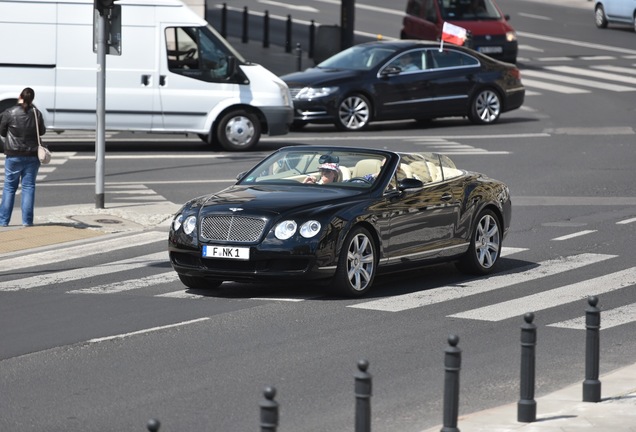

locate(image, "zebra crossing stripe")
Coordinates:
449 267 636 322
546 66 636 85
521 69 636 92
348 253 615 312
69 271 179 294
547 302 636 330
0 251 166 292
0 231 166 273
521 78 589 94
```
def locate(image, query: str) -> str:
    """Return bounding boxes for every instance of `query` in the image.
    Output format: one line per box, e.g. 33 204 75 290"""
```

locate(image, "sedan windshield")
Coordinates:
440 0 502 20
317 45 396 70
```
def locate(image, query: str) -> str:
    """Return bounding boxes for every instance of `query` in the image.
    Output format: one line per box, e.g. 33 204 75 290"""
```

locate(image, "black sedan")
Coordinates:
280 40 525 131
169 146 512 297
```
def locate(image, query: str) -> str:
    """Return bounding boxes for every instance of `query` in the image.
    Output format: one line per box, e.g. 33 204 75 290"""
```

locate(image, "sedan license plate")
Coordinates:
478 46 503 54
203 245 250 260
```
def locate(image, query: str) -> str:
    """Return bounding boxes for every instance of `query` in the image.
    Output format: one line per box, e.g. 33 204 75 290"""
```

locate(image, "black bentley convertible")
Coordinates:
168 146 511 297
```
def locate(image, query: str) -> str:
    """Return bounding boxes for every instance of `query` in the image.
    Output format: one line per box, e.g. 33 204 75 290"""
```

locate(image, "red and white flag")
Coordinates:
441 22 468 46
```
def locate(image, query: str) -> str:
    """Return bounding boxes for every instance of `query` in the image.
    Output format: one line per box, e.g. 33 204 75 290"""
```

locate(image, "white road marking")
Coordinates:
0 251 166 292
87 317 209 343
449 268 636 322
0 231 166 273
546 65 636 85
517 31 636 55
617 217 636 225
69 271 178 294
258 0 319 12
593 65 636 75
521 69 636 92
521 78 589 94
548 303 636 330
551 230 597 241
348 254 616 312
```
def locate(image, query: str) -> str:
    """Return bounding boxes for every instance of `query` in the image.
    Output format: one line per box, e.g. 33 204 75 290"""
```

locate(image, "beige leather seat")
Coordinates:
351 159 382 178
410 161 432 183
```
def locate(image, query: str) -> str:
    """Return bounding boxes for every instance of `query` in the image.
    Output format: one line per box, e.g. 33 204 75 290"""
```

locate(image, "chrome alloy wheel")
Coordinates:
474 89 501 124
225 115 255 146
346 232 375 292
337 95 371 130
473 213 500 269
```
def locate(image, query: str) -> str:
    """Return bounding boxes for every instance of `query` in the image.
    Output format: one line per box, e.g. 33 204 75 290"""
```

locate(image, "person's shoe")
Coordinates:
23 224 33 227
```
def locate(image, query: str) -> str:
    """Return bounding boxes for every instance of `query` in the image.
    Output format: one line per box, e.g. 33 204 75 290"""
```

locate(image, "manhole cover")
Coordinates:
94 219 123 225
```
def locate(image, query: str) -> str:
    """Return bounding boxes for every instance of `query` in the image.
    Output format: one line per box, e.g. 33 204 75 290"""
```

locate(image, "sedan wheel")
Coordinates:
595 6 608 28
216 109 261 151
335 94 371 131
333 227 376 297
457 209 502 275
468 89 501 125
178 274 223 290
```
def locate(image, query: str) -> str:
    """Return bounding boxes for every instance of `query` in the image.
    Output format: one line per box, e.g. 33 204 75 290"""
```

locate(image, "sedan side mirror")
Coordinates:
380 66 402 77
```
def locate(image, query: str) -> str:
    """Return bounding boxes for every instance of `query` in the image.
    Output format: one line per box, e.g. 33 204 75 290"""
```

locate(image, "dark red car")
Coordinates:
401 0 518 64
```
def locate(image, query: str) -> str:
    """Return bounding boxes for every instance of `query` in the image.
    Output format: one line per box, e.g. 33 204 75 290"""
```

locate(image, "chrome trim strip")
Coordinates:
381 243 469 265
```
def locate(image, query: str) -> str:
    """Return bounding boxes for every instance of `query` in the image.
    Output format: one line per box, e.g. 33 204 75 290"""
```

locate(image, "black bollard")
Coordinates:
583 295 601 402
517 312 537 423
296 43 302 71
441 335 461 432
355 359 372 432
260 386 279 432
242 6 249 43
285 15 292 53
263 11 270 48
308 20 315 59
146 418 160 432
221 3 227 38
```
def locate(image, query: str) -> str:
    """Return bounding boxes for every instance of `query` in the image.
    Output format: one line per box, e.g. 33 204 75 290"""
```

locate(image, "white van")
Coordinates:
0 0 293 151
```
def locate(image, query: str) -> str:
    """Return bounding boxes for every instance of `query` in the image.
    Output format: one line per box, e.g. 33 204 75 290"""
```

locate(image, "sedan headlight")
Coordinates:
506 31 517 42
275 220 297 240
296 86 339 100
183 215 197 235
300 220 321 238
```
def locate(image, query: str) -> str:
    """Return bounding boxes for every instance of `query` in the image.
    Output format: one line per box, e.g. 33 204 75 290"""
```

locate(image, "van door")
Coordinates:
157 25 238 133
54 3 155 130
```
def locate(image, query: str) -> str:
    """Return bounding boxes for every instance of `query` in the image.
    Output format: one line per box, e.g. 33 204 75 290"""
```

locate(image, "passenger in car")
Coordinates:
303 162 340 184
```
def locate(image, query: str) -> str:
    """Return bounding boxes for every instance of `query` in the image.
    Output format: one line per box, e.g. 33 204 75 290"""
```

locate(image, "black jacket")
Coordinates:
0 104 45 157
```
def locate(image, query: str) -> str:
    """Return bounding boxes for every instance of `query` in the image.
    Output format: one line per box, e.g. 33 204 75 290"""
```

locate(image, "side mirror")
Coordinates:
236 171 246 181
381 66 402 77
398 178 424 191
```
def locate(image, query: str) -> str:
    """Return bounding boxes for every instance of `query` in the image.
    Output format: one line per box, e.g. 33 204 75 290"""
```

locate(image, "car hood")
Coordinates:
448 19 514 36
281 68 366 87
198 184 363 216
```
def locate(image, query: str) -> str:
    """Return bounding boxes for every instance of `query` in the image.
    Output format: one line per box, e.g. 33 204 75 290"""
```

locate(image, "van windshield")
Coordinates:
440 0 502 20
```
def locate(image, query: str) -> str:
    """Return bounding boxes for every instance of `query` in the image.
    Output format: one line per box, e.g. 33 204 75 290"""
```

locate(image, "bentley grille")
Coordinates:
200 215 267 243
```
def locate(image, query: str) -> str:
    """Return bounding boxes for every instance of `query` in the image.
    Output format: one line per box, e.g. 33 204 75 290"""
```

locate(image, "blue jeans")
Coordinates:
0 156 40 226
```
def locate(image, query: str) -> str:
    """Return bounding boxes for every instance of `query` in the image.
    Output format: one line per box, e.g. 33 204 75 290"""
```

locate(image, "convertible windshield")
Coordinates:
239 149 390 187
317 45 395 70
440 0 502 20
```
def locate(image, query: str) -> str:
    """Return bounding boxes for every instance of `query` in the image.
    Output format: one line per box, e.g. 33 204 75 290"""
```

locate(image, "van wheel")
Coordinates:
595 5 608 28
216 110 261 151
468 88 501 125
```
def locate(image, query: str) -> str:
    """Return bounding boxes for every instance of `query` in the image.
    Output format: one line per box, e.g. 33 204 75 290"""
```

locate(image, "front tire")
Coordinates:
216 109 261 151
468 88 501 125
335 94 371 131
457 209 502 275
595 5 608 28
178 274 223 290
333 227 377 297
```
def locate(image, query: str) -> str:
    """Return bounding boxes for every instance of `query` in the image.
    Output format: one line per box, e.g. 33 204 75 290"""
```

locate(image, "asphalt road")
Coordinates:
1 1 635 431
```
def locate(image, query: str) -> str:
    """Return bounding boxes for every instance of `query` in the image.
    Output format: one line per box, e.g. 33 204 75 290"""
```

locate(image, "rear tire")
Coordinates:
468 88 501 125
216 109 261 151
333 226 377 297
457 209 502 275
178 274 223 290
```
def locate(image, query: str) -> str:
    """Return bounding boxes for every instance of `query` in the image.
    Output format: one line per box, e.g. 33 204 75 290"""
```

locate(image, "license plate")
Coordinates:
203 245 250 260
478 46 503 54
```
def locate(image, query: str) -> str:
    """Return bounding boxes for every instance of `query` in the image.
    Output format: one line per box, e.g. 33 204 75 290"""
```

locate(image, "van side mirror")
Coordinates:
227 56 249 84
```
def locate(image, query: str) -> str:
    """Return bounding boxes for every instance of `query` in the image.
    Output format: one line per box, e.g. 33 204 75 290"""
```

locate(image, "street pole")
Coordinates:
95 8 106 209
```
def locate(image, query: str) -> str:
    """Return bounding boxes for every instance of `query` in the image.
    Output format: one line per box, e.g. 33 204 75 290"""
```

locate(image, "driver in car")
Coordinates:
303 162 339 184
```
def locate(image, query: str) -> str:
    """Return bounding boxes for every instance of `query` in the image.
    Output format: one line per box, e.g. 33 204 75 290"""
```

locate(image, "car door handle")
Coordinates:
141 74 151 86
441 193 453 201
160 75 166 86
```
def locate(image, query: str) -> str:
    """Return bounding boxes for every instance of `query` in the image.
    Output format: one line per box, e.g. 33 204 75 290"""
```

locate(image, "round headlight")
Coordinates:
300 220 321 238
172 214 183 231
183 215 197 235
275 220 297 240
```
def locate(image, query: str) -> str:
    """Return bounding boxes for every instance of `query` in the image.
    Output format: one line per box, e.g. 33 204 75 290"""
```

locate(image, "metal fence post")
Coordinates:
296 43 302 71
583 295 601 402
441 334 461 432
285 15 292 53
221 3 227 38
263 10 270 48
308 20 315 59
146 418 160 431
260 386 279 432
518 312 537 423
355 359 372 432
242 6 249 43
